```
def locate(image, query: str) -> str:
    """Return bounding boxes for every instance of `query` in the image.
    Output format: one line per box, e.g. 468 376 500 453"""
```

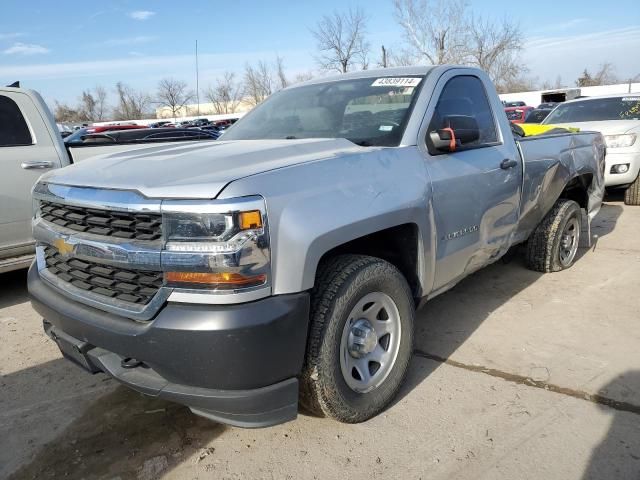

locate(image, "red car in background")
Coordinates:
505 106 534 124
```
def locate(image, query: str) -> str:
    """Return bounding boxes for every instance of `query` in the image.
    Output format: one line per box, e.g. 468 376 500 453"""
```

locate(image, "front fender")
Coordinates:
218 146 434 295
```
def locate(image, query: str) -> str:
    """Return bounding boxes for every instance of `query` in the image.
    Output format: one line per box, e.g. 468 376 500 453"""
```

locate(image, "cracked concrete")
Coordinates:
1 193 639 480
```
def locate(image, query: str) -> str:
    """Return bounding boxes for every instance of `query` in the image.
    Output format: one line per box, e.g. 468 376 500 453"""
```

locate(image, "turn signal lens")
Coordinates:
239 210 262 230
165 271 267 287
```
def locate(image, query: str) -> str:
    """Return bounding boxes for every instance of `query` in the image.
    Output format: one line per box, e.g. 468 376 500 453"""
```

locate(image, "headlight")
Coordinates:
604 134 636 148
161 196 269 292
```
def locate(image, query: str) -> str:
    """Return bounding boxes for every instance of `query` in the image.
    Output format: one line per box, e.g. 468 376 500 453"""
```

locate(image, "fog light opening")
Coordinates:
610 164 630 174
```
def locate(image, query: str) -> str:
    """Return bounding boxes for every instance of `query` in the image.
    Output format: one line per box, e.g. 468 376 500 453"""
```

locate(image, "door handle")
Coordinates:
21 160 54 170
500 159 518 169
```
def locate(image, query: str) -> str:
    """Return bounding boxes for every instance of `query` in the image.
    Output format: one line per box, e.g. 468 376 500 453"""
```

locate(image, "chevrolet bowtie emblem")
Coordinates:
53 238 74 256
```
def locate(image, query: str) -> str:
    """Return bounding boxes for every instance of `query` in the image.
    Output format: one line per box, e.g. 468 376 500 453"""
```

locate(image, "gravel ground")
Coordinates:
1 194 639 480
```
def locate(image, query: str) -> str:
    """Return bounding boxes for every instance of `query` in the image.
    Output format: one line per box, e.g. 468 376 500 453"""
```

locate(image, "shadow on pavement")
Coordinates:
0 269 29 309
394 198 623 405
582 370 640 480
4 360 225 480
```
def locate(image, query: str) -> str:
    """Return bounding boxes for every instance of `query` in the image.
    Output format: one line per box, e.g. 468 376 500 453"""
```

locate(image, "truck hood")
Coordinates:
548 120 640 135
43 138 363 199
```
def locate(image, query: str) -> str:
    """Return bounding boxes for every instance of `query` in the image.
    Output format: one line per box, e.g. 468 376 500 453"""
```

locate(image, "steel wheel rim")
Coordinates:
339 292 402 393
559 217 580 266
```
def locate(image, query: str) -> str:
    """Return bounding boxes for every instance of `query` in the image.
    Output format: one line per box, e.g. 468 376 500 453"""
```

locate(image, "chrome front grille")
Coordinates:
39 201 162 241
44 246 163 305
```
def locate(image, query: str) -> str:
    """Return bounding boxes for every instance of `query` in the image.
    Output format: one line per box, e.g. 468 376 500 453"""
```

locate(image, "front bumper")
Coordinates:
604 151 640 187
28 264 310 428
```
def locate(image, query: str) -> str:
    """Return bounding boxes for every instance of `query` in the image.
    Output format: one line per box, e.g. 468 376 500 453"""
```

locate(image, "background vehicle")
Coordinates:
0 86 220 273
505 106 534 123
538 102 558 109
148 121 173 128
543 93 640 204
28 66 605 428
80 127 217 144
525 108 553 123
64 124 147 145
504 100 526 107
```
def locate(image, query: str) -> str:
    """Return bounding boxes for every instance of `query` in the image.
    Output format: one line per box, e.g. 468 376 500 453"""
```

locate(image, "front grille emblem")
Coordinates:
53 238 74 256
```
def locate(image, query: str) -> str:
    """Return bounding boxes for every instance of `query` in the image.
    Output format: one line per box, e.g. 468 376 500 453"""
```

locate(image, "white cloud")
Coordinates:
523 26 640 84
97 36 156 47
128 10 155 20
530 18 588 34
3 42 50 55
0 50 309 81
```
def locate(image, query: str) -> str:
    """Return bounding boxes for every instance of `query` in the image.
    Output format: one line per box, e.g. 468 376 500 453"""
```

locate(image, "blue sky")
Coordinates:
1 0 639 106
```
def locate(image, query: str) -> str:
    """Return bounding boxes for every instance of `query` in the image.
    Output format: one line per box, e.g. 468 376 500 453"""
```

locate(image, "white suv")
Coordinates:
544 94 640 205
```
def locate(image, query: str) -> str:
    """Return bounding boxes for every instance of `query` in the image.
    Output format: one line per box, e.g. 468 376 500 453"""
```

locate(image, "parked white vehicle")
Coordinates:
543 94 640 205
0 86 216 273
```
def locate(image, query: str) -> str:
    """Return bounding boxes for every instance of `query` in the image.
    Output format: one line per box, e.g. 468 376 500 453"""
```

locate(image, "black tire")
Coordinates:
300 254 414 423
525 199 582 273
624 174 640 205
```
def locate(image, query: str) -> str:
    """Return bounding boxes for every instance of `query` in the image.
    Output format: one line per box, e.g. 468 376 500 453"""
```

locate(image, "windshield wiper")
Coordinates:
284 135 298 139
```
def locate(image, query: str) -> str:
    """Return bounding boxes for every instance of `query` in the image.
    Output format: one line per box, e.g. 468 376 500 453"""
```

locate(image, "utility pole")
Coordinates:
195 39 200 116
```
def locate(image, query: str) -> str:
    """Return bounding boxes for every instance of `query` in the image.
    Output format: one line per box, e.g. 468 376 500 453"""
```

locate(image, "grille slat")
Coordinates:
44 246 162 306
39 201 162 241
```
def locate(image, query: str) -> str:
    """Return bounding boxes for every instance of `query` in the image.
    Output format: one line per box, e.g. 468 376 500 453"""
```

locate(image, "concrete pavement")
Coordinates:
1 194 639 480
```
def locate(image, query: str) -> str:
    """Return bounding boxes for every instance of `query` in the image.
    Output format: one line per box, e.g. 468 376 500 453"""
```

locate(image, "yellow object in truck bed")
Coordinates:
518 123 580 136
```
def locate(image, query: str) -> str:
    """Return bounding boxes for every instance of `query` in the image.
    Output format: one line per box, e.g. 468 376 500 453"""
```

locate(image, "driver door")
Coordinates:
420 72 523 291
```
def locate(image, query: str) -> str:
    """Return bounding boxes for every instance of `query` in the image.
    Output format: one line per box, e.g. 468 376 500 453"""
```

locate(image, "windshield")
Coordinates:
544 96 640 123
222 76 425 146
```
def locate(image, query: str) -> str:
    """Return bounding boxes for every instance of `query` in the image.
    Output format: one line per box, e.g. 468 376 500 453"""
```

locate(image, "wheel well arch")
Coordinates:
314 223 422 298
559 173 593 209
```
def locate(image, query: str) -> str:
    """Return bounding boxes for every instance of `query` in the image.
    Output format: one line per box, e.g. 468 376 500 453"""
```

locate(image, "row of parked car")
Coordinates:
502 93 640 205
503 101 558 124
60 117 239 145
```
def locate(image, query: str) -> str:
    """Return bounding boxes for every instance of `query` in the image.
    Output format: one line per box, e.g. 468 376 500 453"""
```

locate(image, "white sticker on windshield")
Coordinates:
622 97 639 102
371 77 422 87
379 125 394 131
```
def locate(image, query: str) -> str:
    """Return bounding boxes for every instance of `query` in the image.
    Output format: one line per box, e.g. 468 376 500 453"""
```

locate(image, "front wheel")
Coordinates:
525 199 582 273
300 255 414 423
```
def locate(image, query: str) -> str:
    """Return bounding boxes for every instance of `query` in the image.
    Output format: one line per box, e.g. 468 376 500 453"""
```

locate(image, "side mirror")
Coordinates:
429 115 480 152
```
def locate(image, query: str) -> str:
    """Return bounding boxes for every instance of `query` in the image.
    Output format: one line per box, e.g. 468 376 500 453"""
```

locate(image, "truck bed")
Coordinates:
514 132 606 243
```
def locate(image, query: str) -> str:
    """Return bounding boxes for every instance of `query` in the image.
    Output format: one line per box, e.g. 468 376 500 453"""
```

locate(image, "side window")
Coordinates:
0 95 33 147
427 76 498 154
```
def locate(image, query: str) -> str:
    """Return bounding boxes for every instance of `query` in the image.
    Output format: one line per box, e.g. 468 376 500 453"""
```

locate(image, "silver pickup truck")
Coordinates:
28 66 605 428
0 86 215 273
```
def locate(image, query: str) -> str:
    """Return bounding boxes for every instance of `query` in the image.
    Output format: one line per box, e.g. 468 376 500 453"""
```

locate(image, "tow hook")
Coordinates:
121 357 144 369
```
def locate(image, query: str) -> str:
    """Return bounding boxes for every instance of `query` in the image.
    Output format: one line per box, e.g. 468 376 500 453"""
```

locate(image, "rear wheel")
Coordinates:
525 199 582 273
624 174 640 205
300 255 414 423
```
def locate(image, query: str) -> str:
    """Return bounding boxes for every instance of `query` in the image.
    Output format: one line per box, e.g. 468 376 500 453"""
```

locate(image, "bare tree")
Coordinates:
466 15 522 92
393 0 468 65
54 102 82 123
293 71 315 84
205 72 243 114
244 61 275 106
156 78 194 120
78 91 97 122
576 63 618 87
377 45 415 67
113 82 151 120
275 56 289 90
312 8 370 73
93 86 108 121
